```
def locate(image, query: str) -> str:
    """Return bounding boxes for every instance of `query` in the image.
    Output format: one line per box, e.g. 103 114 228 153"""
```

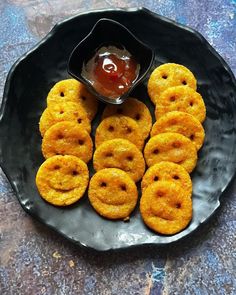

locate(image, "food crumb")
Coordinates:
52 251 61 259
123 216 130 222
69 260 75 268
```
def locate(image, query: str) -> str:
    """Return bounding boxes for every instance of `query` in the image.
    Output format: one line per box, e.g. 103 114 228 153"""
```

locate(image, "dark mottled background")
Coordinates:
0 1 236 294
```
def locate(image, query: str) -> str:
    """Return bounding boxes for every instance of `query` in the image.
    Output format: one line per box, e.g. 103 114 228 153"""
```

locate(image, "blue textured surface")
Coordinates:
0 1 236 294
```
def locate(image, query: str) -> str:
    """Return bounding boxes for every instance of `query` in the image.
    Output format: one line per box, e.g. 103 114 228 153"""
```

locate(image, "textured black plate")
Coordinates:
1 8 236 251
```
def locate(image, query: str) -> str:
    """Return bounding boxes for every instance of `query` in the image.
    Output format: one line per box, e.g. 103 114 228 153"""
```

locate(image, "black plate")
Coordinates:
1 8 236 251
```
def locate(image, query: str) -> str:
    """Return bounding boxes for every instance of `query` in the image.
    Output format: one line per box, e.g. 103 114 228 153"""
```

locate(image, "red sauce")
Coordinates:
82 46 140 99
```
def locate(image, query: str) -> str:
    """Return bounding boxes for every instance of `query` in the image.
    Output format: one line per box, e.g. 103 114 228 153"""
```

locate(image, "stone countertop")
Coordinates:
0 1 235 294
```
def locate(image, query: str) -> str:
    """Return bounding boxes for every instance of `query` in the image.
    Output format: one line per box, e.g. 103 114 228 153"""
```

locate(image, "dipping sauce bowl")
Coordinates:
68 18 155 104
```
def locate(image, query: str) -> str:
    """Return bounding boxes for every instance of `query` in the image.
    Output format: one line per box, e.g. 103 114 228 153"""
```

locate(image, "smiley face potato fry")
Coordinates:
36 155 89 206
88 168 138 220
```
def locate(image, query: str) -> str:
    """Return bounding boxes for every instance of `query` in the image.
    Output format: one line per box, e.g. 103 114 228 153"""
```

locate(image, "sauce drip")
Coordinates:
82 46 140 99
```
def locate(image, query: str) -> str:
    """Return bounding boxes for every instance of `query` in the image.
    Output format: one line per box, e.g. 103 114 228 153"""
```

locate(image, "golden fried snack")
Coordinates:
95 115 144 150
140 181 192 235
155 86 206 123
93 139 145 182
47 79 98 121
147 63 197 104
36 155 89 206
39 101 91 137
141 161 192 197
102 97 152 139
88 168 138 219
42 121 93 163
144 132 197 173
151 111 205 150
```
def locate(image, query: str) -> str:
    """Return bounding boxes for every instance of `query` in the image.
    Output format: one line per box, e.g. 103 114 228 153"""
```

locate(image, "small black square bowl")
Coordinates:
68 18 155 104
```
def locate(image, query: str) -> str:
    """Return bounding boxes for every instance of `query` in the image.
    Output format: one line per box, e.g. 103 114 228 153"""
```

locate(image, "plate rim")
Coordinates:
1 7 236 251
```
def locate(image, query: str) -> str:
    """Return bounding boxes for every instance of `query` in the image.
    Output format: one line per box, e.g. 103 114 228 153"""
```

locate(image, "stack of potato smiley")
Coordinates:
140 63 206 234
36 79 98 206
35 62 206 236
90 98 152 220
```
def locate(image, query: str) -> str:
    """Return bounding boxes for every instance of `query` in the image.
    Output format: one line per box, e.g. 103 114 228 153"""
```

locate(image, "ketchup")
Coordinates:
81 46 140 99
